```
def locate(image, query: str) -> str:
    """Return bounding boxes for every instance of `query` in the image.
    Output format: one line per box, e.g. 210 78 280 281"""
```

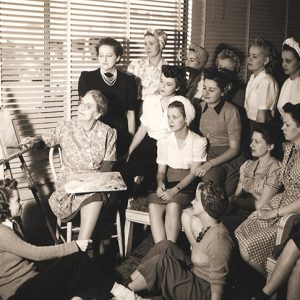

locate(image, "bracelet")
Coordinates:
176 185 181 192
208 160 214 168
276 209 280 218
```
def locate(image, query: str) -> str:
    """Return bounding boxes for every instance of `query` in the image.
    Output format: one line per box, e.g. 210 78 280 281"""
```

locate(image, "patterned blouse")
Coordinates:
42 120 117 220
238 157 282 200
127 57 168 100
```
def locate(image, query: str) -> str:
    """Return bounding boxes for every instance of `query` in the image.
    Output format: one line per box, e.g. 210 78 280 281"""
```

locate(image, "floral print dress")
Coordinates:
42 120 116 221
235 142 300 269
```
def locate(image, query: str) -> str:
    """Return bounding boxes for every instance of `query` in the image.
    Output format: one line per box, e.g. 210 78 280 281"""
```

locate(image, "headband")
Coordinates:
283 37 300 58
144 28 167 49
169 96 195 126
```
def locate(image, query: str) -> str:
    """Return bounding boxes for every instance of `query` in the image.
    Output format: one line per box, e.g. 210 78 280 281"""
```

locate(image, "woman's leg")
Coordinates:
165 203 182 243
263 239 300 297
287 259 300 300
240 248 267 277
128 270 148 291
78 201 103 239
149 203 166 243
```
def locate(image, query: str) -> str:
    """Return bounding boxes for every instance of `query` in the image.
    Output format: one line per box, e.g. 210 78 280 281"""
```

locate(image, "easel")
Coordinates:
0 108 58 244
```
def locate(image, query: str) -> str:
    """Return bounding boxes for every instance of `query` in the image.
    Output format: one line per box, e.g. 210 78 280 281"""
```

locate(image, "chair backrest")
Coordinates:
49 146 63 181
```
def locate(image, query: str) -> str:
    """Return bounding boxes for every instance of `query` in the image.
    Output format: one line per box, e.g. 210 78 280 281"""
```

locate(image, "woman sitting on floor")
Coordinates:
21 90 116 243
148 100 207 243
0 178 102 300
235 102 300 277
111 181 234 300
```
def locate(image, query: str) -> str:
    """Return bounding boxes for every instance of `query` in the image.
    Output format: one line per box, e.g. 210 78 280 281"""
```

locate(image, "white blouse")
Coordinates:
244 69 279 121
157 130 207 169
277 77 300 116
140 95 189 141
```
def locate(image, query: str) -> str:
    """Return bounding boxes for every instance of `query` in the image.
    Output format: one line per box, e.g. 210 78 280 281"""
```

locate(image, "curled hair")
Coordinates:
95 37 123 58
250 38 278 75
162 65 186 96
252 123 279 157
196 181 228 220
83 90 108 116
282 44 300 62
216 49 241 73
283 102 300 126
0 179 17 222
203 67 233 94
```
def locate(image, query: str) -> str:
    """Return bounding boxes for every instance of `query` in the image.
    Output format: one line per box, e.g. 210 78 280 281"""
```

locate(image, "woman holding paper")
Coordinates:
21 89 116 241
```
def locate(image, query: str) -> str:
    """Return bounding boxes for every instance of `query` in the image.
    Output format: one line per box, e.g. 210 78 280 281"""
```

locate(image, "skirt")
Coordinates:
148 167 197 207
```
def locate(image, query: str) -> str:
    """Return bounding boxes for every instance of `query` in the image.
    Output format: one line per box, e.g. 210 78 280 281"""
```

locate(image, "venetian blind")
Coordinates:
0 0 189 198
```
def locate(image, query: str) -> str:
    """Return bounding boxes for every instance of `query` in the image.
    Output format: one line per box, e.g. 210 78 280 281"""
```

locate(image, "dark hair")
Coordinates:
83 90 108 116
283 102 300 126
95 37 123 58
203 67 233 94
252 123 279 157
168 101 186 118
161 65 186 96
0 179 18 222
216 49 241 73
250 38 278 75
282 44 300 62
196 181 228 220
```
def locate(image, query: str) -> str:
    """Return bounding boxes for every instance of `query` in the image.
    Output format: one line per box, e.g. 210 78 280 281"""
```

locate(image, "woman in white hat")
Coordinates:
277 37 300 117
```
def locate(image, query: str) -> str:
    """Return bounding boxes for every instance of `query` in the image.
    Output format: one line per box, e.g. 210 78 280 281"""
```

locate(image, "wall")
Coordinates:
190 0 300 81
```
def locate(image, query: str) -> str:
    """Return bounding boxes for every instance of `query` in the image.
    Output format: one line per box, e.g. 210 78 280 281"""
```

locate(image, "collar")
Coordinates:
2 219 13 229
202 99 225 114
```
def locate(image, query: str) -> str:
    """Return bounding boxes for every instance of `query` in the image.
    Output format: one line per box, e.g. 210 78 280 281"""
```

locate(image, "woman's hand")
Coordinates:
250 209 277 220
160 187 177 201
156 183 166 198
75 239 92 251
20 137 36 149
196 162 213 177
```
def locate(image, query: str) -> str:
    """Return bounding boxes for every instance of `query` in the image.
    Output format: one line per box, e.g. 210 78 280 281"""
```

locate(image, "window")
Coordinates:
0 0 189 194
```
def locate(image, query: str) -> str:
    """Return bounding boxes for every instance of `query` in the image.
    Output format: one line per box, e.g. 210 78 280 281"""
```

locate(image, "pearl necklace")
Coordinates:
100 69 117 86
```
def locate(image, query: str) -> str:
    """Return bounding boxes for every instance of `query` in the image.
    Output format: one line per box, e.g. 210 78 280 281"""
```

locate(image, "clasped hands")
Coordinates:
156 183 177 201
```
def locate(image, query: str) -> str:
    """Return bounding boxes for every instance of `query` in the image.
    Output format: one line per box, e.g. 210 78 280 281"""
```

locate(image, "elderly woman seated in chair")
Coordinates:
111 182 234 300
21 89 116 242
0 178 105 300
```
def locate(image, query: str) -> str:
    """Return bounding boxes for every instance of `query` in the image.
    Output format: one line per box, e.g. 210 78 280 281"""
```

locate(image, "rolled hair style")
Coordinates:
283 102 300 126
162 65 187 96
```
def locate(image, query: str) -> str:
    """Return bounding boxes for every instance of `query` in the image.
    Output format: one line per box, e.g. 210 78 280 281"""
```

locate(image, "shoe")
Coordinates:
111 282 144 300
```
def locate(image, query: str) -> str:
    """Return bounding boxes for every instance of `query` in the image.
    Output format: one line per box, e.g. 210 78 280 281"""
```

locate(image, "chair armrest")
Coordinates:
275 213 300 245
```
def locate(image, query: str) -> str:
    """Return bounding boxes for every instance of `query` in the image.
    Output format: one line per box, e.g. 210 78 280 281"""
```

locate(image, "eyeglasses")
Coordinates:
79 102 92 110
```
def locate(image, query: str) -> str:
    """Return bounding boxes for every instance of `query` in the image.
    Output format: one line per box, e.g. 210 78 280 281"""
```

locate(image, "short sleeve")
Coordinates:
238 160 249 184
225 104 241 142
192 136 207 162
265 160 282 191
140 96 151 127
41 121 65 148
156 138 167 165
104 128 117 161
257 78 279 110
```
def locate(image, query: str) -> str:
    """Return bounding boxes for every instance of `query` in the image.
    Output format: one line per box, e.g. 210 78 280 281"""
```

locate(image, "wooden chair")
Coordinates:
266 213 300 300
49 147 124 257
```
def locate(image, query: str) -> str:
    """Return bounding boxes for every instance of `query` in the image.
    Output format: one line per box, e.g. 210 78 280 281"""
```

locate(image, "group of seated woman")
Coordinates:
2 27 300 300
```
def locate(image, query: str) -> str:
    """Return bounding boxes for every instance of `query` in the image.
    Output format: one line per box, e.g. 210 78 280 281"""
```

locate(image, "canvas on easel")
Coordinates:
0 108 21 160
